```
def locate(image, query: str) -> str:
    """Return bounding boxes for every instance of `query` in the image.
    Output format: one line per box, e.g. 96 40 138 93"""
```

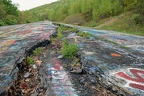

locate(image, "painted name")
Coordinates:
115 68 144 91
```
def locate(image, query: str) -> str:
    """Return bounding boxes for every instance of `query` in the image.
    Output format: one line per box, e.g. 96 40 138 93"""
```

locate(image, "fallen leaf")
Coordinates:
21 83 27 89
36 60 42 66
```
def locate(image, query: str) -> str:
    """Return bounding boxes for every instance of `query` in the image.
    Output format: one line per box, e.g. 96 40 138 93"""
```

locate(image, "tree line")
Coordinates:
29 0 144 23
0 0 144 26
0 0 38 26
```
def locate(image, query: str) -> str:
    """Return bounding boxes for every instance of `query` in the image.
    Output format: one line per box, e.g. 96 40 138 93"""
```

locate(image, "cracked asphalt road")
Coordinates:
0 22 144 96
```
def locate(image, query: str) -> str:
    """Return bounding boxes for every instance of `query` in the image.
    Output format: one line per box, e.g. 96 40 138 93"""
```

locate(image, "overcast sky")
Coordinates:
12 0 58 11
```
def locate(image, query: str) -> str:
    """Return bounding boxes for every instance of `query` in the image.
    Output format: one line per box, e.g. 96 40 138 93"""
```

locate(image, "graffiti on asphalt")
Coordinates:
81 29 144 52
115 68 144 91
46 61 77 96
0 56 14 66
0 22 56 92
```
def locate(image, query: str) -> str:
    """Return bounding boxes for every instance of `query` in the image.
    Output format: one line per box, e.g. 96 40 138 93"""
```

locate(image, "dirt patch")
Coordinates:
95 15 122 29
63 13 86 25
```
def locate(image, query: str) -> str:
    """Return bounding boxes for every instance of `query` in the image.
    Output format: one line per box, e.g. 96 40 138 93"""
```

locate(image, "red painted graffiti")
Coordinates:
54 62 61 70
115 68 144 91
130 83 144 91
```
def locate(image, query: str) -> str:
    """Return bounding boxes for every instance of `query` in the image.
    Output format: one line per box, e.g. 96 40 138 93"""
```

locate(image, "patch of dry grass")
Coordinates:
63 13 86 25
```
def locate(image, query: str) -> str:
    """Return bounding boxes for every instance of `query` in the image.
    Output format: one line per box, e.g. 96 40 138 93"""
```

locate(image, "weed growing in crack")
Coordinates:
60 25 70 31
104 39 117 44
26 56 34 65
33 48 42 56
78 31 91 38
61 43 78 58
62 38 67 45
71 27 77 33
57 27 63 39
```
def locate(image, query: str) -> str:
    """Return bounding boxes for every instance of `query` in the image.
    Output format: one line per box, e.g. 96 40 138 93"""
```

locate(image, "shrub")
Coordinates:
26 56 34 65
60 25 70 31
62 38 67 45
57 27 63 39
78 31 91 38
0 20 5 26
3 15 18 25
61 43 78 58
131 14 143 24
71 27 77 33
33 48 42 55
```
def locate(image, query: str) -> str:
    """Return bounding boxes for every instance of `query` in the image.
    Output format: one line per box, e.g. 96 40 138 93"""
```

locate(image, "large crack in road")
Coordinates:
0 22 144 96
0 21 57 95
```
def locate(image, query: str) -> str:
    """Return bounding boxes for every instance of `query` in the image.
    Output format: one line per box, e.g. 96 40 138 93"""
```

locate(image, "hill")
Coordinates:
27 0 144 36
0 0 144 36
96 11 144 36
63 13 86 25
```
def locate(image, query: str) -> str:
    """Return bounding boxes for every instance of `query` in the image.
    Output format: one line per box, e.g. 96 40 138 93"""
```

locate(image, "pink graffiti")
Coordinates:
54 62 61 70
115 68 144 91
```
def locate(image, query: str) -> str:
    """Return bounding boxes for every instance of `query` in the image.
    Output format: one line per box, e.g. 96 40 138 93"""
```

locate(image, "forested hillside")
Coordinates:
0 0 144 35
29 0 122 22
0 0 38 26
28 0 144 35
29 0 144 23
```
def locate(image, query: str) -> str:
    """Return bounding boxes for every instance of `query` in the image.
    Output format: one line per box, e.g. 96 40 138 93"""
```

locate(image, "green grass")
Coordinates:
78 31 92 38
26 56 34 66
98 11 144 36
33 48 42 55
59 25 71 31
71 27 77 33
57 27 63 39
104 39 117 45
85 17 112 27
61 43 78 58
63 13 86 25
62 38 67 45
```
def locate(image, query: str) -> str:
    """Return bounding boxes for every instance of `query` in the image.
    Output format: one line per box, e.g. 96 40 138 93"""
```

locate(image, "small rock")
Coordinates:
57 55 63 59
70 66 82 74
83 51 95 55
50 51 55 55
32 64 37 69
24 72 30 78
112 86 117 91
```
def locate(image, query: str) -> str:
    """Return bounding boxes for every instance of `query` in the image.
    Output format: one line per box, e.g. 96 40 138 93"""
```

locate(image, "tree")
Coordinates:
3 15 18 25
2 0 18 16
0 6 6 19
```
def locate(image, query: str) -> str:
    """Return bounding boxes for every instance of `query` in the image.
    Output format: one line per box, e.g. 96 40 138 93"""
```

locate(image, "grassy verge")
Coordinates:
83 11 144 36
84 17 112 27
97 11 144 36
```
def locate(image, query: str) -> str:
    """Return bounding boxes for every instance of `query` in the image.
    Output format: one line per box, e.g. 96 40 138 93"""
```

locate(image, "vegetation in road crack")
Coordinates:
78 31 91 38
60 25 71 31
61 43 78 58
33 48 42 56
71 27 77 33
57 27 63 39
26 56 34 65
